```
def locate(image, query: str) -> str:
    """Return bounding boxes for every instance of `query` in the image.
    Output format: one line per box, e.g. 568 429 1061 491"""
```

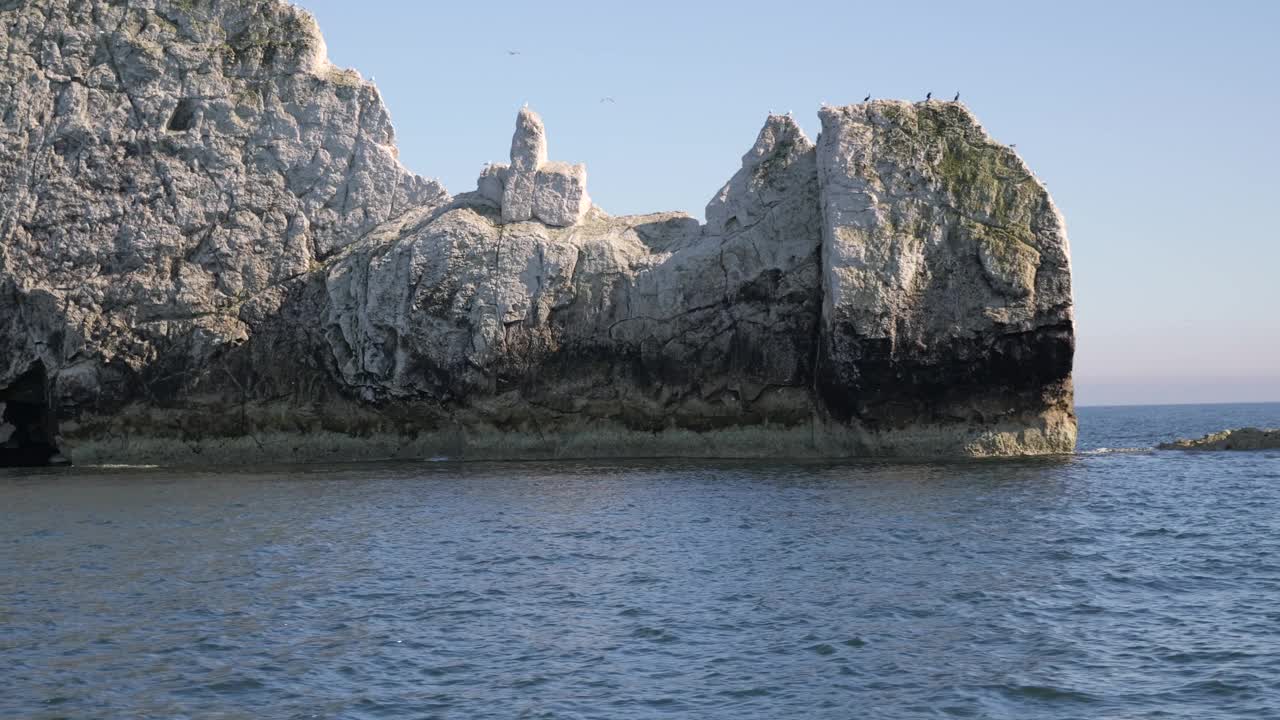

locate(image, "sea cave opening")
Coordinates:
0 363 63 467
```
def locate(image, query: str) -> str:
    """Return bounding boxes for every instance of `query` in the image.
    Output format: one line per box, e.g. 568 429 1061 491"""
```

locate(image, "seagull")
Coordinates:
926 92 932 101
600 97 616 104
864 94 871 102
953 92 960 102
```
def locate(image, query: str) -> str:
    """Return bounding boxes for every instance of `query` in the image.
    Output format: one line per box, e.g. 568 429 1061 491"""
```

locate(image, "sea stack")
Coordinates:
477 108 592 227
0 0 1074 465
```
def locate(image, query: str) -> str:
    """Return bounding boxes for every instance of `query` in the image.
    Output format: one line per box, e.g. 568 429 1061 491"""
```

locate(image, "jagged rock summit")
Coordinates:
0 0 1076 466
476 107 591 227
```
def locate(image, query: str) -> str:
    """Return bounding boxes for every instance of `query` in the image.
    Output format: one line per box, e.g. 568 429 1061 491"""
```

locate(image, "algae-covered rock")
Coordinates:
1157 428 1280 451
815 101 1076 455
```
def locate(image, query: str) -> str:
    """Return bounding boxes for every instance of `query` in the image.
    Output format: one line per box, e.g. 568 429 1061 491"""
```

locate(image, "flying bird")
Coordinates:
507 50 521 56
600 97 616 104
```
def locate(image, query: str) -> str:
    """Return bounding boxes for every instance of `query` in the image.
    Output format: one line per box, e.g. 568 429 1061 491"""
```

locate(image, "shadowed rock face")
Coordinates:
0 1 1075 464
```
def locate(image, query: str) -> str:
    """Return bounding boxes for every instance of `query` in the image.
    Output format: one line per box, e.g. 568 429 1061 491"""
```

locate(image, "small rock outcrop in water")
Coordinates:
0 0 1076 464
1157 428 1280 451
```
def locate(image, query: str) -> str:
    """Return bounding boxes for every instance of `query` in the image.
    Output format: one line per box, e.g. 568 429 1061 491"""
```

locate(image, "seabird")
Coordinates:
864 94 871 102
926 92 932 101
507 50 521 56
600 97 616 104
953 92 960 102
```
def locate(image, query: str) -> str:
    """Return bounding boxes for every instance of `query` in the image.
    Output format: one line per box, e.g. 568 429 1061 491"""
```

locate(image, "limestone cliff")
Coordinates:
0 0 1075 465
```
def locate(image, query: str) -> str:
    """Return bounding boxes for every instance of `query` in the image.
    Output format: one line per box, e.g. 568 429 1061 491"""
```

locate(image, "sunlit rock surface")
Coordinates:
815 101 1076 455
0 0 1075 464
486 108 591 227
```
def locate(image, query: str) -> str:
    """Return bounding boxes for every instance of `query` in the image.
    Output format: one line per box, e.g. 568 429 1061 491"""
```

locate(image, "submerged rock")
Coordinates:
0 1 1076 465
1157 428 1280 451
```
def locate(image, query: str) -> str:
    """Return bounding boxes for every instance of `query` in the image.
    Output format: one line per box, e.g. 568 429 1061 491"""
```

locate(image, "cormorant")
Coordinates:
953 92 960 102
926 92 932 101
864 94 871 102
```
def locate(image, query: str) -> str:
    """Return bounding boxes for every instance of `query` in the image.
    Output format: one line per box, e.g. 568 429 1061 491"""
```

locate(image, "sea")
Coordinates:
2 403 1278 719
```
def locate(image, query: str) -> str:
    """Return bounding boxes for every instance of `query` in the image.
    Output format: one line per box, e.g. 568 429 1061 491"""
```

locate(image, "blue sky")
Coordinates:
296 0 1278 406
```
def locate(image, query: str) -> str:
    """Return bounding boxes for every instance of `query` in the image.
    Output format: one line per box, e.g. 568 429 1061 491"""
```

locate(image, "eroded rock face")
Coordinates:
318 112 822 451
0 1 1076 464
815 101 1076 454
0 0 446 438
486 108 591 227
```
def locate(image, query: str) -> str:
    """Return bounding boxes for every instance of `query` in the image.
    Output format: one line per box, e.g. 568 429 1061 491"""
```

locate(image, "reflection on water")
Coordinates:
2 403 1278 719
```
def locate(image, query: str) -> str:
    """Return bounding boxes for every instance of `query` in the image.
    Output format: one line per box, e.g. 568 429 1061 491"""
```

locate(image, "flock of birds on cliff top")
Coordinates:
502 51 1017 153
505 50 961 108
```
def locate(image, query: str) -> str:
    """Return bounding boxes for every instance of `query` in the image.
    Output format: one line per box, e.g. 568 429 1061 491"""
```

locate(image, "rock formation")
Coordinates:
1157 428 1280 452
0 0 1076 465
480 107 592 227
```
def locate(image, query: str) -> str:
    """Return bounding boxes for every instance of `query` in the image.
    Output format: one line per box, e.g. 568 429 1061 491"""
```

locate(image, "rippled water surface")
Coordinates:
3 403 1279 719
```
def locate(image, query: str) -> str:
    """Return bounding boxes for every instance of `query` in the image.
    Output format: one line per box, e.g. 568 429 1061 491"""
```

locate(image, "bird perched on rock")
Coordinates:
864 94 871 102
926 92 932 101
953 92 960 102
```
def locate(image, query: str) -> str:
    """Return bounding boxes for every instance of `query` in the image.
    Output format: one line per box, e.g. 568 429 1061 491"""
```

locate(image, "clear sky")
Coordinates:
296 0 1278 407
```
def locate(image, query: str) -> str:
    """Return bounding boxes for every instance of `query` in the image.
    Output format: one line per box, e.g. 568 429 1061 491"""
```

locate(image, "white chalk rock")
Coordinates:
481 107 592 227
510 108 548 172
533 162 591 227
477 163 510 206
501 171 536 223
